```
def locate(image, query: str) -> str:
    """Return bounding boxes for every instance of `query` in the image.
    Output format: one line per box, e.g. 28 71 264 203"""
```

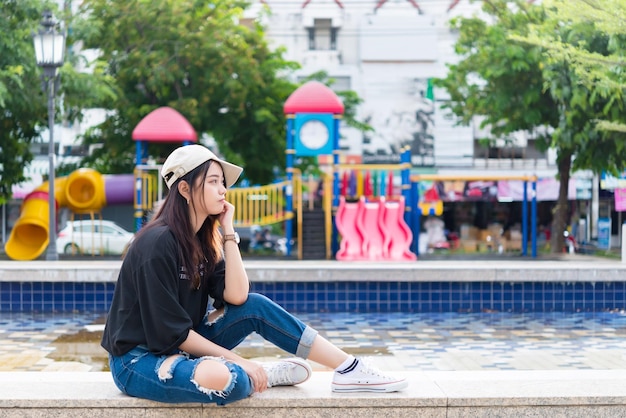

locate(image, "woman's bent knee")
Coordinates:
193 359 233 394
111 351 252 404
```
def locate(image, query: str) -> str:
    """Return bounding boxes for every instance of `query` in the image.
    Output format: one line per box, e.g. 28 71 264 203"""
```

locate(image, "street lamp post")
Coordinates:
33 10 65 261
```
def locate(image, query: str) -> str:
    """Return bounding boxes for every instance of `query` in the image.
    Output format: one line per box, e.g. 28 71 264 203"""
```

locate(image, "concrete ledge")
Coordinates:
2 370 626 417
1 259 625 283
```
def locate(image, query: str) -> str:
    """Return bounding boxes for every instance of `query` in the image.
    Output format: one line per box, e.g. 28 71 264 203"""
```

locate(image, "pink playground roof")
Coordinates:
283 81 345 115
132 107 198 143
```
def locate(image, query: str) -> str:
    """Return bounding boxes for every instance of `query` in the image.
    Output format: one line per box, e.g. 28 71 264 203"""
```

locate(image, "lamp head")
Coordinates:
33 10 65 75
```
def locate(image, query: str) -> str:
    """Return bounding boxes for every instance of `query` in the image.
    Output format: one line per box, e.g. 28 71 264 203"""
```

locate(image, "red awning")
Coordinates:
283 81 344 115
132 107 197 143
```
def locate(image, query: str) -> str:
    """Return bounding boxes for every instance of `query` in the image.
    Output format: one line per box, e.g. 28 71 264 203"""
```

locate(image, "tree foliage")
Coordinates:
521 0 626 139
434 0 626 252
75 0 298 184
0 0 50 204
434 0 558 147
0 0 117 204
525 0 626 249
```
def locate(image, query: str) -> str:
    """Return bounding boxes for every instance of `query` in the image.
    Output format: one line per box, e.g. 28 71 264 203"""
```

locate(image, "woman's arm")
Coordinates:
180 329 244 361
219 201 250 305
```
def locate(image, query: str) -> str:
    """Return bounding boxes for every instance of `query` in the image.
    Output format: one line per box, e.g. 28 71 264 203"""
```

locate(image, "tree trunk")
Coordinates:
550 151 572 253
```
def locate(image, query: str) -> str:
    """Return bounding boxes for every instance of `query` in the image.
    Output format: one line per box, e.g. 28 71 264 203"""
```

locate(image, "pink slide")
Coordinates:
335 196 417 261
357 197 385 260
381 197 417 261
335 197 364 260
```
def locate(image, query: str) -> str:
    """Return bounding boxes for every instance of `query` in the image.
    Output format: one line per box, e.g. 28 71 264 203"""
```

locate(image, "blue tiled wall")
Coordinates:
2 281 625 313
0 282 114 313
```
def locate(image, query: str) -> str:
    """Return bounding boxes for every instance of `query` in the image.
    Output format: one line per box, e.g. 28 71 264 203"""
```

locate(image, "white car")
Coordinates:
56 220 134 256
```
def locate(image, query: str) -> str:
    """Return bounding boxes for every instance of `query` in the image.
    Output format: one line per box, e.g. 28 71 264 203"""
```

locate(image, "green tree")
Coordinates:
434 0 626 252
435 1 558 142
523 0 626 249
518 0 626 133
0 0 51 205
0 0 116 204
75 0 296 184
526 0 626 135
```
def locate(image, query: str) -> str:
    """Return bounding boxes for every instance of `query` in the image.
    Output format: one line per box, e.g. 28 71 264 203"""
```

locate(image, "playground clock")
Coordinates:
294 113 334 156
300 120 328 149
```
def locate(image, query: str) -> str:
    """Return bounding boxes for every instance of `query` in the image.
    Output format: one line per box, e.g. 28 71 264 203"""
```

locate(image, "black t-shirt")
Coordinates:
101 225 226 357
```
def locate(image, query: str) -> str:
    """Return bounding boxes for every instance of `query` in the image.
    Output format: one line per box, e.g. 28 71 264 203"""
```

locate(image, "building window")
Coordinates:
308 19 336 50
331 76 350 91
307 27 315 50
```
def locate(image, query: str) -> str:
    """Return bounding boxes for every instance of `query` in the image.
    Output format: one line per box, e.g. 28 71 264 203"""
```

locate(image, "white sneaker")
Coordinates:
263 358 312 388
332 358 408 393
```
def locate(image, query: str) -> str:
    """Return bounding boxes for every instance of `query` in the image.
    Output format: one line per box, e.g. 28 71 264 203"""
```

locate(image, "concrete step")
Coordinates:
2 370 626 417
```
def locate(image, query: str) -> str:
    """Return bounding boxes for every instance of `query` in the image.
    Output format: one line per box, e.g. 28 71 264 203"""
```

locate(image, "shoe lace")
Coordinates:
266 362 295 386
358 357 387 378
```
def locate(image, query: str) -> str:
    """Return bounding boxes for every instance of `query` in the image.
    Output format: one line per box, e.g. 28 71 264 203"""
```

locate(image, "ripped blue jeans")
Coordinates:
108 293 318 405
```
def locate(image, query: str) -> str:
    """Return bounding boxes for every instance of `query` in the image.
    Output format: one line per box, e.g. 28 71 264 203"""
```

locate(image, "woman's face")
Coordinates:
193 162 227 217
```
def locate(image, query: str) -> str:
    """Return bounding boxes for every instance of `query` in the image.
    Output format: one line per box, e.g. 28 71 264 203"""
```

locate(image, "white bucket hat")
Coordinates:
161 144 243 189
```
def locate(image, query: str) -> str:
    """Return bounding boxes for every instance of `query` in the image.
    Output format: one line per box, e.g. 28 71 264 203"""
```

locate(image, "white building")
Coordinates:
244 0 559 177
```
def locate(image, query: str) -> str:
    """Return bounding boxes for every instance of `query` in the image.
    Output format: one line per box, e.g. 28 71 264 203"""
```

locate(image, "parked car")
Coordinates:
56 220 134 256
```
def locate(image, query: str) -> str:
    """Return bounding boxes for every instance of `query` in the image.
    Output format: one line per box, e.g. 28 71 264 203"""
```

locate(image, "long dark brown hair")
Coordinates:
131 159 224 289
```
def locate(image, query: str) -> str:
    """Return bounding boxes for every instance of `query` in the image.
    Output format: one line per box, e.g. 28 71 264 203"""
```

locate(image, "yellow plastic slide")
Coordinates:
5 168 106 260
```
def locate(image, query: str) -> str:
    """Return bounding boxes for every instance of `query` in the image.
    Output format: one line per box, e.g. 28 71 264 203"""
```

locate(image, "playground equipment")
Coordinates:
382 197 417 260
280 81 540 260
229 178 301 228
284 81 344 257
333 150 416 261
228 175 303 259
331 147 415 260
7 105 304 260
418 183 444 216
329 157 540 259
5 106 192 261
6 88 542 262
336 195 416 261
132 106 196 231
5 170 134 260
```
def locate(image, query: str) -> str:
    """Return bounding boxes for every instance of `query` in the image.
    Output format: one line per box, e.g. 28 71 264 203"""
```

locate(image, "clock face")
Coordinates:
299 120 330 150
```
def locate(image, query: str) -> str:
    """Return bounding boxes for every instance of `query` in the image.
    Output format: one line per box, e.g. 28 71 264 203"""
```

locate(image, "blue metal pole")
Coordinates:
412 181 420 256
332 116 340 256
285 116 294 257
531 179 537 258
522 180 528 256
134 141 144 232
401 147 411 228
